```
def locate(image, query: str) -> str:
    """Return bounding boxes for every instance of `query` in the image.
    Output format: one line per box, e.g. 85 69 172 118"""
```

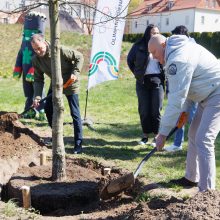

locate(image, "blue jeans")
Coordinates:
174 102 198 147
44 89 83 148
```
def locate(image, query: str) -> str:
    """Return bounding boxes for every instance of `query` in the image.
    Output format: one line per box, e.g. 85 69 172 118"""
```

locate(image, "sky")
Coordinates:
0 0 22 10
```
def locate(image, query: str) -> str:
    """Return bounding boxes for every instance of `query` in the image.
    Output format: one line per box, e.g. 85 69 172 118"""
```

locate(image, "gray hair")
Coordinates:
31 33 45 44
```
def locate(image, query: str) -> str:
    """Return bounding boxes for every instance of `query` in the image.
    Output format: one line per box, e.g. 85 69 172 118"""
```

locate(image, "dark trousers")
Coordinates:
136 80 164 135
23 77 44 112
44 89 83 148
23 80 34 111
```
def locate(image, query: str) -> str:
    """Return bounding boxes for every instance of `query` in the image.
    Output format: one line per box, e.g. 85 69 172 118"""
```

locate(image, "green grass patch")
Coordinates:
136 192 166 203
0 200 39 219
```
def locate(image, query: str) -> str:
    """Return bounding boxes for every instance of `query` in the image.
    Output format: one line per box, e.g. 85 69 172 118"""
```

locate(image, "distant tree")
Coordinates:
128 0 144 13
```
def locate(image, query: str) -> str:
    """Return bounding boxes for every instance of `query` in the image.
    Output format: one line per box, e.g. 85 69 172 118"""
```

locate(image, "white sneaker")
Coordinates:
164 144 182 152
138 137 149 145
151 138 156 147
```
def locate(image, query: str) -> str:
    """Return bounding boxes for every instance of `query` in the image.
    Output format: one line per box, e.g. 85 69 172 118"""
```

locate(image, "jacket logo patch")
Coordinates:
168 64 177 75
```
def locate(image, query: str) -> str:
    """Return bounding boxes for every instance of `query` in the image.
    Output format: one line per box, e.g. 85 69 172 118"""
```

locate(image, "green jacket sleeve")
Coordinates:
32 57 45 98
61 47 84 79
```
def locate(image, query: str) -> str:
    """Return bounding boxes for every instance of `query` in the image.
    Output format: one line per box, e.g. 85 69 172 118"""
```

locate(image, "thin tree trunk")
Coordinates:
49 0 66 181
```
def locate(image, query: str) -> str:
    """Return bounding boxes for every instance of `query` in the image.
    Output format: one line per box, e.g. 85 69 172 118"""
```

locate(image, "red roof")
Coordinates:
130 0 220 16
130 0 161 16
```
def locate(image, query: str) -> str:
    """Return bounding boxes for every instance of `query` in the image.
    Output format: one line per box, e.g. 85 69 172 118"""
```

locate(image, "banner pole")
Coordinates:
82 89 93 126
84 89 89 120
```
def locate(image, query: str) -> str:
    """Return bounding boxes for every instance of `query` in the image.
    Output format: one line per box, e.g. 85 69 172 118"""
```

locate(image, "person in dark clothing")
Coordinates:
31 34 84 154
127 24 164 146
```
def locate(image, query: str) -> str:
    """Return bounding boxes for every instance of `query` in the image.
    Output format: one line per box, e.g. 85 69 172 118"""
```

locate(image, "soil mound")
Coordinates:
0 111 44 159
129 190 220 220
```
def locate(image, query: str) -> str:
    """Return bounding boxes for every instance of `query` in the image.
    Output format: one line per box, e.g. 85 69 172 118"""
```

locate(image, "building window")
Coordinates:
167 1 174 10
166 18 169 26
147 5 152 11
135 21 138 28
3 18 8 24
85 9 90 18
212 0 216 7
185 15 189 25
146 20 149 26
77 5 81 17
205 0 209 7
5 1 10 9
201 16 205 24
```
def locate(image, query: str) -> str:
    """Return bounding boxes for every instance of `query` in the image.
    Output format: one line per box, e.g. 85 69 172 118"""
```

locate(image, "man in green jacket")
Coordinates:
31 33 84 154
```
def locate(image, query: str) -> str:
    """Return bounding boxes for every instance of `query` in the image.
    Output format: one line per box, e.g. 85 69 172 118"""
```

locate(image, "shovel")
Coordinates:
1 78 75 123
19 78 75 118
100 112 188 200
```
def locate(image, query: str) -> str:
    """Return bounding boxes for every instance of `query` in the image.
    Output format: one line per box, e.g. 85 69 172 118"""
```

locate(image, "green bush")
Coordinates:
123 33 143 42
189 32 201 44
211 32 220 58
162 32 171 38
123 31 220 58
123 32 171 42
199 32 212 51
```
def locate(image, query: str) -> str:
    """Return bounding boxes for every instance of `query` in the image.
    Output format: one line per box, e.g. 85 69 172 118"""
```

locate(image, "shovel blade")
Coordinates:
107 172 135 194
100 172 135 200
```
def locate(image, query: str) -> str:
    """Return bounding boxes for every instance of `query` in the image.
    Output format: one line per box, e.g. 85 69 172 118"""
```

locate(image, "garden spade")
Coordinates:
100 112 188 200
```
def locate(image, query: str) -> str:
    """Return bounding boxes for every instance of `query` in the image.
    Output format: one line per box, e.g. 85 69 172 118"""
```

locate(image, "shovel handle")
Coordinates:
134 147 157 179
19 79 75 117
133 112 188 179
63 78 74 89
166 112 188 140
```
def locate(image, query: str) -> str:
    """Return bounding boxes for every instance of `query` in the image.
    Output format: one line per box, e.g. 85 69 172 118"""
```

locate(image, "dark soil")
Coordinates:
0 112 44 159
1 111 220 219
127 190 220 220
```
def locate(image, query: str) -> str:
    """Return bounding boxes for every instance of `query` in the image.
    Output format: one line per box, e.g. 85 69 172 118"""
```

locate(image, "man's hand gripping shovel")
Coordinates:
99 112 188 200
19 77 75 119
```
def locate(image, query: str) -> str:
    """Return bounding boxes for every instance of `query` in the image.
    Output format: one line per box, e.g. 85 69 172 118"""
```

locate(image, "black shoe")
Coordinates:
43 138 52 146
170 177 198 187
73 145 82 154
138 137 149 145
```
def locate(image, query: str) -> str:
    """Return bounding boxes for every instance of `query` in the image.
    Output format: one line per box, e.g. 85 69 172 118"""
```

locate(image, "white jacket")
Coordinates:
160 35 220 136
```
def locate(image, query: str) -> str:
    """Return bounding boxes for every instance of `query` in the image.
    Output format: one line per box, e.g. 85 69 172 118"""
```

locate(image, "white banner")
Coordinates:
87 0 129 89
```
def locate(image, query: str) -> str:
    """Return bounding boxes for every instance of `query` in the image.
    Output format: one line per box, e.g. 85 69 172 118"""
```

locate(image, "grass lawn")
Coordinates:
1 77 220 189
0 23 219 190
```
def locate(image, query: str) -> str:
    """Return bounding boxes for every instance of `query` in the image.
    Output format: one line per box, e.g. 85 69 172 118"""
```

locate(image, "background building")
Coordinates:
0 0 97 34
127 0 220 33
0 0 23 24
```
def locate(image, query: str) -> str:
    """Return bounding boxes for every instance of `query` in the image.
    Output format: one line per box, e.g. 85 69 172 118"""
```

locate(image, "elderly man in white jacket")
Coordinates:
148 34 220 192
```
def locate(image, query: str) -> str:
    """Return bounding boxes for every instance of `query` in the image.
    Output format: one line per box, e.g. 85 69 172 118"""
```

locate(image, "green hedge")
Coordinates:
123 32 220 58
